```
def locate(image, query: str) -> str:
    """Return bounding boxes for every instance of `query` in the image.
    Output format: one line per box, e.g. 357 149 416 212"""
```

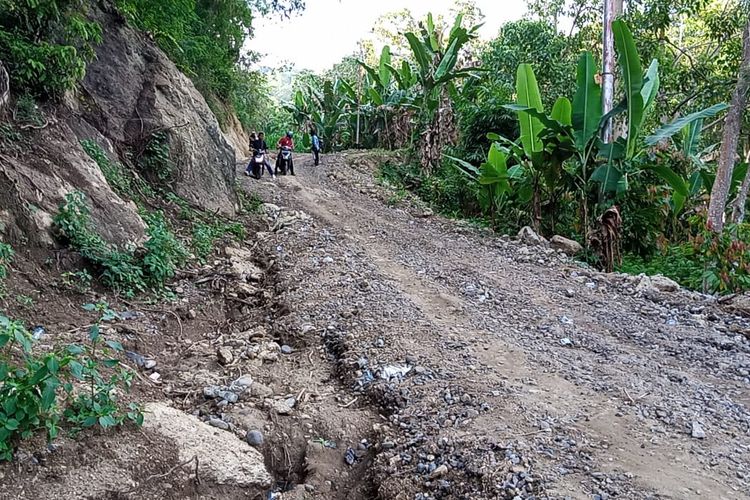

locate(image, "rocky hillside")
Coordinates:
0 3 243 250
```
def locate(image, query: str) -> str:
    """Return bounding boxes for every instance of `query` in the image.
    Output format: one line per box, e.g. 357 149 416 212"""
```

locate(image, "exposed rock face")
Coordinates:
80 4 237 215
0 124 146 247
0 3 240 249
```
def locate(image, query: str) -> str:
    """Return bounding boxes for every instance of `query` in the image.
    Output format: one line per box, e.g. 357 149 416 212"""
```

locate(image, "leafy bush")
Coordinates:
54 192 145 296
61 270 93 293
236 188 264 215
63 302 143 434
0 241 13 295
137 131 173 183
619 244 705 291
0 307 142 461
141 211 189 287
697 223 750 294
0 1 101 98
54 192 190 296
192 220 245 262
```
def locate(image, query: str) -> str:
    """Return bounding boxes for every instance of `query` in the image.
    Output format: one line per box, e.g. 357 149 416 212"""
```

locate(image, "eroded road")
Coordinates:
244 151 750 500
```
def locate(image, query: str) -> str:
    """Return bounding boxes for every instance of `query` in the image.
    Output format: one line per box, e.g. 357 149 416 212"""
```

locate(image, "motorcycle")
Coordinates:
246 149 266 178
277 146 293 175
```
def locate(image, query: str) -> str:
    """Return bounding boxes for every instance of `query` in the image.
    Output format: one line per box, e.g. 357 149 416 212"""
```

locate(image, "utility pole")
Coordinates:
356 48 363 148
601 0 622 143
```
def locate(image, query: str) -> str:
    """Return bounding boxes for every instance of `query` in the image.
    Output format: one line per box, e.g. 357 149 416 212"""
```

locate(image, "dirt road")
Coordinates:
246 151 750 499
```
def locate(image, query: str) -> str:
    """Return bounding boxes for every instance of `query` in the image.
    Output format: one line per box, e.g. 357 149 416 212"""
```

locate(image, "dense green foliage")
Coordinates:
0 0 102 97
289 1 747 293
54 192 190 296
0 306 142 461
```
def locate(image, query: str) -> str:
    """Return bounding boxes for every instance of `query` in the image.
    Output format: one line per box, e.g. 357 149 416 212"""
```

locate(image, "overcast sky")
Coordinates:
249 0 528 72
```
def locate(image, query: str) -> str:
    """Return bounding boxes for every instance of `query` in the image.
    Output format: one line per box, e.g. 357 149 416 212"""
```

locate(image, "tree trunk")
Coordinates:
730 146 750 223
601 0 622 143
0 60 9 114
707 17 750 232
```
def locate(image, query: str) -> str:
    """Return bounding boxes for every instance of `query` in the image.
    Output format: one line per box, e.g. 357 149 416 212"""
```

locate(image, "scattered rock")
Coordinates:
225 247 264 282
208 418 230 430
550 235 582 256
250 382 274 398
217 346 234 365
518 226 546 246
691 421 706 439
233 375 254 389
245 430 264 447
637 274 680 294
429 464 448 479
269 399 293 415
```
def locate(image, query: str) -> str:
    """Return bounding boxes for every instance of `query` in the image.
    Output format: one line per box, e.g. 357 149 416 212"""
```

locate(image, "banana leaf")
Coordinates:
645 103 728 146
551 97 572 126
572 52 602 150
514 64 545 156
641 59 660 114
612 19 643 159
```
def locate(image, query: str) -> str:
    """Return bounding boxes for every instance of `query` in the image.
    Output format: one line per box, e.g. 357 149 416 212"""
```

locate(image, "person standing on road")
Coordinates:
311 129 321 166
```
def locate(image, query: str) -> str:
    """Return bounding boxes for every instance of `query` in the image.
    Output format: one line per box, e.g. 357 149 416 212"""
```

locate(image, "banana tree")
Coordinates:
357 46 417 148
446 143 515 225
285 78 356 152
405 12 484 171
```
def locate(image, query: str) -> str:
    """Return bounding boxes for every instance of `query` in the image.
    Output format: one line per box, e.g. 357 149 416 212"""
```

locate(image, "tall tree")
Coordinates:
707 14 750 232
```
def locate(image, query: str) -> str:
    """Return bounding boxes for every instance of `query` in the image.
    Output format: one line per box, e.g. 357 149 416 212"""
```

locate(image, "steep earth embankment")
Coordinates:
0 2 239 250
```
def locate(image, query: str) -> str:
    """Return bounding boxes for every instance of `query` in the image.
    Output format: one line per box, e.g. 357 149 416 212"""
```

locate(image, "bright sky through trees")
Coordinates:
250 0 527 71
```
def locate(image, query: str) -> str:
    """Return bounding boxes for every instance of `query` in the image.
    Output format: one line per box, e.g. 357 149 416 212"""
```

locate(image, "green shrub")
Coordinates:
55 192 191 296
63 302 143 435
0 241 13 283
236 188 264 215
697 223 750 294
619 224 750 294
61 270 93 293
137 131 173 183
619 244 705 291
54 192 145 296
0 307 142 461
141 211 189 287
192 220 245 262
0 2 101 98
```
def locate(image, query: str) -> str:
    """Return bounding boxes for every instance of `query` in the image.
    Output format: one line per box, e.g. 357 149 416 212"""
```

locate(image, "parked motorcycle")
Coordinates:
246 149 266 178
276 146 293 175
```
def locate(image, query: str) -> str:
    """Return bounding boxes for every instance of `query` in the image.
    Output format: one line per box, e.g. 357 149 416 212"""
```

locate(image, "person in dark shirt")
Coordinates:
251 132 274 178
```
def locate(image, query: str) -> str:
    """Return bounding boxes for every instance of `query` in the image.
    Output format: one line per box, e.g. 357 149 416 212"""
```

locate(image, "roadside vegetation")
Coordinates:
281 0 750 294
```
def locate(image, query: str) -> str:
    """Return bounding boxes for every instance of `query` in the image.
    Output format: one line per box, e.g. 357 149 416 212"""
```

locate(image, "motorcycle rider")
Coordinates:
276 131 295 176
253 132 274 178
244 132 258 176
